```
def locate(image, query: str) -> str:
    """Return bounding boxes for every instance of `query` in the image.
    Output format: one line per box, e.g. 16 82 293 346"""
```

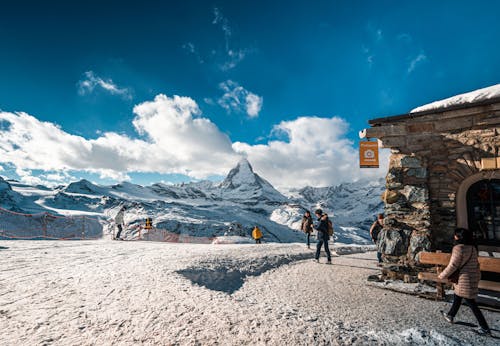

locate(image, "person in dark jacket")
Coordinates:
301 210 314 249
313 209 331 264
369 213 384 265
438 228 491 336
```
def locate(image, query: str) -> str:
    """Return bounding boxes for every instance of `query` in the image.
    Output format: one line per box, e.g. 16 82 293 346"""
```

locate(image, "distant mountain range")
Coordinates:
0 159 384 244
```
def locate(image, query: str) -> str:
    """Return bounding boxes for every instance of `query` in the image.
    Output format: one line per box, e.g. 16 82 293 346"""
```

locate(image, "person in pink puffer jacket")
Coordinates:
438 228 491 336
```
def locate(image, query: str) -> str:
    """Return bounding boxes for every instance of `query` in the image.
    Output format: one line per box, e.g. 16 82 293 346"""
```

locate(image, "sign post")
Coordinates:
359 141 379 168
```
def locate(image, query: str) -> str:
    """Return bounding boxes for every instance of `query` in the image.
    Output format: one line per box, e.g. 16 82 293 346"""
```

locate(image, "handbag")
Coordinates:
447 248 474 284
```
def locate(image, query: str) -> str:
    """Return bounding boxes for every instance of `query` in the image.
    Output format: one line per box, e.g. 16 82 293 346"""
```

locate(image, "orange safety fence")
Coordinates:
0 207 103 240
139 227 215 244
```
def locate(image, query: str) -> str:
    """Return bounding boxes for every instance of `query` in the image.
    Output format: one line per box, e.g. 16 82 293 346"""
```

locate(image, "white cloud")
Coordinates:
407 52 427 73
0 96 387 189
245 93 263 118
233 116 389 189
210 7 251 71
218 80 263 118
220 49 249 71
0 95 240 182
78 71 132 99
213 7 231 51
203 97 215 105
182 42 204 64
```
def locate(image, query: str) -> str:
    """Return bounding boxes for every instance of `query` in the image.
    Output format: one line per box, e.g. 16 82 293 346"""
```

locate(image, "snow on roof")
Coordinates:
410 83 500 113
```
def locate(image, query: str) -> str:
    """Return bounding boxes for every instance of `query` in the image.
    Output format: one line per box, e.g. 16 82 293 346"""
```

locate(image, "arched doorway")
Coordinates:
467 179 500 245
456 171 500 247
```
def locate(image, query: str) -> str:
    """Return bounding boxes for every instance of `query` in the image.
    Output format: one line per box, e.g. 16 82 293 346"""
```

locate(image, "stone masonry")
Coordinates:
365 97 500 265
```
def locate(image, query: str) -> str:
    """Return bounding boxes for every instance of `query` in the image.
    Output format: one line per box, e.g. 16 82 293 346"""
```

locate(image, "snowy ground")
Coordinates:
1 240 499 345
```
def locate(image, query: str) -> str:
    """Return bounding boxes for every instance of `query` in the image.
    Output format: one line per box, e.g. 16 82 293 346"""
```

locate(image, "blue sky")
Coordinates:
0 0 499 189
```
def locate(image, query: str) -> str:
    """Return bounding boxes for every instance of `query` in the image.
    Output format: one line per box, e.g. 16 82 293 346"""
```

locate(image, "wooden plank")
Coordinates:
419 252 450 266
479 280 500 292
480 257 500 273
418 271 447 283
418 252 500 273
418 272 500 292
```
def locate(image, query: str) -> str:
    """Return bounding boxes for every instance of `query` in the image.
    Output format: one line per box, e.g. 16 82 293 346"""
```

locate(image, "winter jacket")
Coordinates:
114 209 125 225
370 219 383 242
438 244 480 299
301 215 313 233
314 215 330 240
252 227 263 240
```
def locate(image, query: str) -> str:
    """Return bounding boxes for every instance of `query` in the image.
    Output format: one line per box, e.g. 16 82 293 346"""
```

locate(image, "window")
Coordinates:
467 179 500 245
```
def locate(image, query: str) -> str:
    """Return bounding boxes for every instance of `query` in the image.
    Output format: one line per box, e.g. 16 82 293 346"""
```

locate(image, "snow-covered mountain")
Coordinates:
219 159 287 205
281 179 385 243
0 160 384 244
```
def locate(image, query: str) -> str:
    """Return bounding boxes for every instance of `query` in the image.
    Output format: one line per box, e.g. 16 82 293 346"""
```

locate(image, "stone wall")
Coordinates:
367 100 500 264
379 152 432 264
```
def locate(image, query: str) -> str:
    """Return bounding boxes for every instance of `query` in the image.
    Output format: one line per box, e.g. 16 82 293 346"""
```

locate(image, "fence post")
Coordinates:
82 216 86 239
42 213 47 238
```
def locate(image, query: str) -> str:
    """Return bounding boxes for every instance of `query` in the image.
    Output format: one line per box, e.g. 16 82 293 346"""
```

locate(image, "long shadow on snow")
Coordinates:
177 252 312 294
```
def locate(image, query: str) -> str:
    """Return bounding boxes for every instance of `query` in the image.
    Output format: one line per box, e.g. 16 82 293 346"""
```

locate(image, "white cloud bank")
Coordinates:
78 71 132 99
233 117 389 189
0 94 387 189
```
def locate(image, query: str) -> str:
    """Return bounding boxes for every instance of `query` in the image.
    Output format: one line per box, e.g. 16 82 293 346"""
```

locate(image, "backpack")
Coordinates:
327 219 334 237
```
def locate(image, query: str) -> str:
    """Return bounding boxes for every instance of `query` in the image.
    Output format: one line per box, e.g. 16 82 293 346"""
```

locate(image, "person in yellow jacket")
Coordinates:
252 226 263 244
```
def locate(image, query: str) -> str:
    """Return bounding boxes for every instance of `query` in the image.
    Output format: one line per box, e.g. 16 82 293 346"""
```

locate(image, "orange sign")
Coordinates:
359 141 379 168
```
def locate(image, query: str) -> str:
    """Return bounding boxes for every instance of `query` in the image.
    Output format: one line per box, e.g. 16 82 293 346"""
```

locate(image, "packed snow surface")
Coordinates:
411 83 500 113
1 240 498 345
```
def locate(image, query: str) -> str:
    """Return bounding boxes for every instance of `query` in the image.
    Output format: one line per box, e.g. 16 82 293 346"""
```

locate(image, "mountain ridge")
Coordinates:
0 160 384 243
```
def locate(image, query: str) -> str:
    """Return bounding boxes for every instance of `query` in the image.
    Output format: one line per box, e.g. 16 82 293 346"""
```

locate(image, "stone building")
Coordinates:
362 85 500 264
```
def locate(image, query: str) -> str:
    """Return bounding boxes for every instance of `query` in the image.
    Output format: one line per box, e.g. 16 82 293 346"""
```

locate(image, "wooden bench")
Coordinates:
417 251 500 299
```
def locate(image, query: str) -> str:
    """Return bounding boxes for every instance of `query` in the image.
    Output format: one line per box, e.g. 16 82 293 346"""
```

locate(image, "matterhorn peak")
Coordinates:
221 157 257 189
219 158 287 204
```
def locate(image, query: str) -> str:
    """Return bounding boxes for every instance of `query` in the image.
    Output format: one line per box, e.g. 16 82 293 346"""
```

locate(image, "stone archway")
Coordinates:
456 171 500 237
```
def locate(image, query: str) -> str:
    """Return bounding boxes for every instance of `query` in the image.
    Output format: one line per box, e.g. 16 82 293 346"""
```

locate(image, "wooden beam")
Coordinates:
419 252 500 273
418 252 450 266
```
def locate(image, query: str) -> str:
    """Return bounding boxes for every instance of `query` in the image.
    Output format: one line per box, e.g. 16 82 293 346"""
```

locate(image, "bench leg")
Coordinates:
436 283 445 300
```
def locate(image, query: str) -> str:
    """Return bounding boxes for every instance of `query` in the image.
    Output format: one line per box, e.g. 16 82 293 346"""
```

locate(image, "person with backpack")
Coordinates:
369 213 384 265
438 228 491 336
313 209 331 264
301 210 314 249
252 226 263 244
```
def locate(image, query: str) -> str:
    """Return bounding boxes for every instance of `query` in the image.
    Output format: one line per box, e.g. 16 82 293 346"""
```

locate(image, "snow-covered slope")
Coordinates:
1 161 384 244
279 178 385 244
